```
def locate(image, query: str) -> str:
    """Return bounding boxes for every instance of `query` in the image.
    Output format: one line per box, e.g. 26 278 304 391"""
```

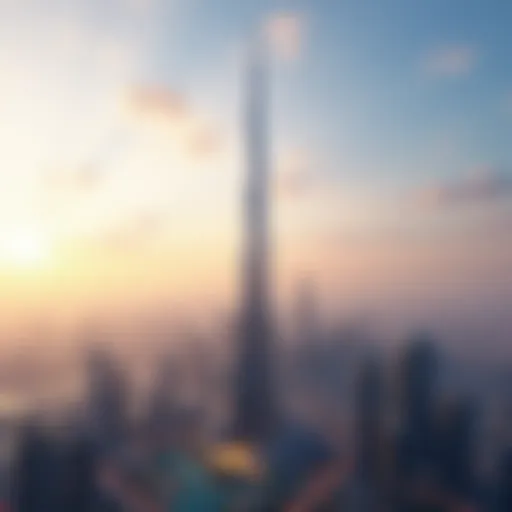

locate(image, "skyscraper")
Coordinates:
146 352 178 431
401 335 438 442
232 34 277 442
86 345 128 448
346 357 383 512
436 398 476 501
294 279 324 398
356 356 382 484
395 334 439 491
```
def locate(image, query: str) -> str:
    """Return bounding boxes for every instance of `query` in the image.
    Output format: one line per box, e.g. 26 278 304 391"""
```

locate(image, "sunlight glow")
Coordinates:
0 229 51 268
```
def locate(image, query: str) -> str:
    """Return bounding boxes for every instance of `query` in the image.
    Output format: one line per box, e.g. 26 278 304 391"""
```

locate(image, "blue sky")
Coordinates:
137 0 512 190
2 0 510 204
0 0 511 349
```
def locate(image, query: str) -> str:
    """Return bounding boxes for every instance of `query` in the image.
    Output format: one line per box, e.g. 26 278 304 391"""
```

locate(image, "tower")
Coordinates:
402 335 438 440
355 356 383 483
86 345 128 448
436 398 476 500
232 34 277 441
294 279 322 398
396 333 439 482
147 352 178 431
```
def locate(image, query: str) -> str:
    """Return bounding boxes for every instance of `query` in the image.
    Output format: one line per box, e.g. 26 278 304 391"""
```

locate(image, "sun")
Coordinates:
0 229 51 268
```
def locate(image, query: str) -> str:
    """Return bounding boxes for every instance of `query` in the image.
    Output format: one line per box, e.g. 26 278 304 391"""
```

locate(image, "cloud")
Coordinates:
125 84 222 161
275 148 342 205
98 211 168 251
129 85 188 123
41 129 131 198
185 128 222 161
43 164 103 195
411 166 512 209
265 12 304 61
422 44 478 78
276 149 316 198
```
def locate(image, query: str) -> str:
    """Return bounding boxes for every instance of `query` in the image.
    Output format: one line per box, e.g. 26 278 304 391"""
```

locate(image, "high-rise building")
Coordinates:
146 352 178 431
12 422 63 512
294 279 321 392
436 398 476 501
355 356 383 483
494 447 512 511
86 346 128 448
401 334 438 441
395 334 439 494
232 34 277 442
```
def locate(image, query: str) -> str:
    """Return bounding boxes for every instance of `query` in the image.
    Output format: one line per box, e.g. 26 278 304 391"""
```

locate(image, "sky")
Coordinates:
0 0 511 354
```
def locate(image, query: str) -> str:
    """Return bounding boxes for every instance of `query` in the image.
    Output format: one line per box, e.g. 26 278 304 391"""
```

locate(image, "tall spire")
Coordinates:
232 33 277 441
